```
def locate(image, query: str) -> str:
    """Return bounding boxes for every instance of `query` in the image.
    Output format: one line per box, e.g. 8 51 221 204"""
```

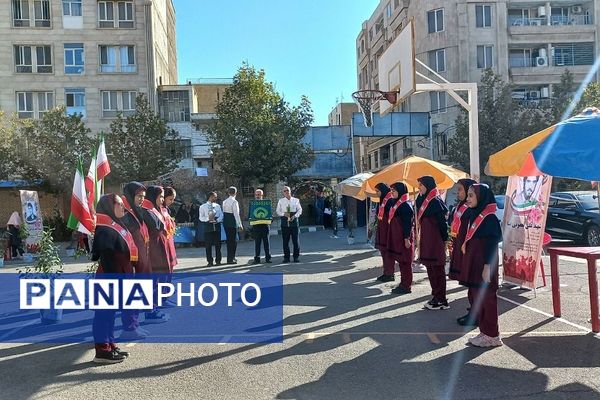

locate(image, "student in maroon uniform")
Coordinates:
387 182 415 295
447 178 477 325
119 181 151 340
91 194 136 363
462 184 503 347
162 187 178 270
142 185 170 323
415 176 449 310
373 183 396 282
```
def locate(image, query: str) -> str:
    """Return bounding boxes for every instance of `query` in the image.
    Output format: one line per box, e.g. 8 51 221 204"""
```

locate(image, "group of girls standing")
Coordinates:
373 175 503 348
91 183 179 364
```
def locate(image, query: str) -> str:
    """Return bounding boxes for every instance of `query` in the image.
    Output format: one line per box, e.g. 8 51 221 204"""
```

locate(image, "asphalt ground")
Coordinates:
0 229 599 400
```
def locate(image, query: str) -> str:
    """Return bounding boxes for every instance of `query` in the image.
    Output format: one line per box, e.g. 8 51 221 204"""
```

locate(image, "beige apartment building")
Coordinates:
357 0 600 172
0 0 177 133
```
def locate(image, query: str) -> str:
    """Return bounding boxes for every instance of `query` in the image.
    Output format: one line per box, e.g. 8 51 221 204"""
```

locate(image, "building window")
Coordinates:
16 91 53 119
160 90 191 122
14 45 32 73
64 44 84 74
437 132 448 156
386 3 392 18
117 1 134 28
380 145 390 166
553 43 594 66
476 5 492 28
33 0 50 27
427 8 444 33
14 45 52 73
12 0 30 27
65 88 86 117
98 1 134 28
477 45 493 68
428 49 446 72
99 45 136 73
374 152 379 169
63 0 82 16
430 91 447 114
394 0 400 9
101 90 137 118
369 27 373 41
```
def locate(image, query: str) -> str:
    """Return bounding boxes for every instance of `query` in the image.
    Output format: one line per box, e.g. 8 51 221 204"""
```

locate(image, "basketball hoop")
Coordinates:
352 90 398 128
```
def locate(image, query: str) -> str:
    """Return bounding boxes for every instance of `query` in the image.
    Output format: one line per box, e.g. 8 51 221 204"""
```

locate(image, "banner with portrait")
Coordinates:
19 190 44 253
501 174 552 289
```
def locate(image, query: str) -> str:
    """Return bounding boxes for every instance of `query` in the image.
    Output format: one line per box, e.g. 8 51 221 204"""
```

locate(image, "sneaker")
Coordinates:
226 259 237 265
469 334 503 347
118 328 147 341
112 347 130 358
144 310 170 324
206 262 214 267
93 349 126 364
293 259 300 263
376 274 395 282
282 259 290 264
215 262 222 266
265 258 272 263
424 299 450 310
467 333 484 345
412 263 427 273
391 286 411 295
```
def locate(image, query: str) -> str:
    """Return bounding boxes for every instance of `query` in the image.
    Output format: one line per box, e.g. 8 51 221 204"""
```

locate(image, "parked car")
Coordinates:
495 195 505 223
545 191 600 246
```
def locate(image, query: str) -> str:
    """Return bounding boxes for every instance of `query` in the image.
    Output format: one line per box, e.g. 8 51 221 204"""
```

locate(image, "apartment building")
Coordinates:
158 81 231 172
357 0 599 172
0 0 177 133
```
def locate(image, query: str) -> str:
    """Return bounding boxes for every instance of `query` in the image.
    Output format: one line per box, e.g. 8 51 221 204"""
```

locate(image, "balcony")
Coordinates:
508 15 592 27
508 16 595 43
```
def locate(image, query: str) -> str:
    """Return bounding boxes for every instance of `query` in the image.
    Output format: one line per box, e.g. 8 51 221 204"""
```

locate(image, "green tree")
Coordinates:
106 94 183 183
448 69 522 191
550 69 575 123
576 81 600 111
208 64 314 185
0 111 21 180
18 107 92 192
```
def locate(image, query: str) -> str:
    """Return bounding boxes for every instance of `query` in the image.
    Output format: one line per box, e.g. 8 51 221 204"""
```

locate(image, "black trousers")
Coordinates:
253 224 271 261
225 227 238 262
282 226 300 261
205 231 222 264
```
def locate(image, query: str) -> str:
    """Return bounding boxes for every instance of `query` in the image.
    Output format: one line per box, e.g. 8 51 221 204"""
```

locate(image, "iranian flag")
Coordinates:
96 136 111 180
85 152 97 212
67 160 95 235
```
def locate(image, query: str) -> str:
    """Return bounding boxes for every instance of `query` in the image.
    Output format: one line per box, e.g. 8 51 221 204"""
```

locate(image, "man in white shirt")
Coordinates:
222 186 243 264
199 191 224 266
276 186 302 263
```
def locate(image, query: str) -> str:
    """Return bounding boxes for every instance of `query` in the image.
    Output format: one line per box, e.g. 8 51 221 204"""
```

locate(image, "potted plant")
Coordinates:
21 228 64 324
19 223 34 263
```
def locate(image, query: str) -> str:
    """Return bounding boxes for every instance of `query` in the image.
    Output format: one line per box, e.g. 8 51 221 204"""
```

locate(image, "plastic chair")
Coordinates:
539 232 552 286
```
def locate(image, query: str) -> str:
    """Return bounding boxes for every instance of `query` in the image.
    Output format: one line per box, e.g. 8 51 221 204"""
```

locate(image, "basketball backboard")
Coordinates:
378 19 416 116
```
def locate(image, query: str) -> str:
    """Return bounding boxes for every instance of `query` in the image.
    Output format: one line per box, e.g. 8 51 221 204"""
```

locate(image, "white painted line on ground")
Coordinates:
497 294 600 339
308 227 317 232
218 336 232 345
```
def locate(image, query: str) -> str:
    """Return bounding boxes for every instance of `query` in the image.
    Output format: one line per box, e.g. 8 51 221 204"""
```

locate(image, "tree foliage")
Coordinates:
208 63 314 185
18 107 92 192
447 69 584 192
106 94 183 184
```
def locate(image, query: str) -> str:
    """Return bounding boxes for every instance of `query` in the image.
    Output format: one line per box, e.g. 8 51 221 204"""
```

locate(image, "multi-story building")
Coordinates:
0 0 177 133
158 81 231 173
357 0 599 172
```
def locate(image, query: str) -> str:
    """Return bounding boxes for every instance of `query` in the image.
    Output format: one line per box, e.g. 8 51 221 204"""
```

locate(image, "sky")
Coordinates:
174 0 380 126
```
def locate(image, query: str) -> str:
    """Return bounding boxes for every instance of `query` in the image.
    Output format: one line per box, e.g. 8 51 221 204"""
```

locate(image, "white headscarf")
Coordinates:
7 212 21 227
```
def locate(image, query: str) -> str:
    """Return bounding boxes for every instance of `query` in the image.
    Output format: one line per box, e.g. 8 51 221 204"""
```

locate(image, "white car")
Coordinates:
495 195 505 223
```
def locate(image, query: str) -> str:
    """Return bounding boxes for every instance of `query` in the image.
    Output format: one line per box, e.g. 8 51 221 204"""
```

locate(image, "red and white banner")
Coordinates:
19 190 44 253
502 174 552 289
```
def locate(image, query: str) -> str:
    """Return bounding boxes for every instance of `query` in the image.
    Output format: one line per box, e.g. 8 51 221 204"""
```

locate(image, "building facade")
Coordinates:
357 0 599 171
0 0 177 133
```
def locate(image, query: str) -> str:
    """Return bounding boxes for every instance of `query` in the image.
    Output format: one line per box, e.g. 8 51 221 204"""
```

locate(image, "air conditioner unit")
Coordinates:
571 5 583 14
541 87 550 98
538 6 547 17
535 56 548 67
529 91 541 99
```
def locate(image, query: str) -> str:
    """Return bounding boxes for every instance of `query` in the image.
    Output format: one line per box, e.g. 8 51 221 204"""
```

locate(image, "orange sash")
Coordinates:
96 213 139 262
142 199 167 233
122 197 150 244
461 203 498 254
450 203 469 238
387 193 410 223
377 192 393 221
417 188 440 221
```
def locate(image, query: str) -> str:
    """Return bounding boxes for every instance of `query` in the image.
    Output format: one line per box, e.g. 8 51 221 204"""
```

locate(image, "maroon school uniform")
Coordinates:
374 183 395 280
142 187 171 274
448 205 470 281
385 182 414 290
416 176 448 304
462 184 502 338
162 206 178 270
